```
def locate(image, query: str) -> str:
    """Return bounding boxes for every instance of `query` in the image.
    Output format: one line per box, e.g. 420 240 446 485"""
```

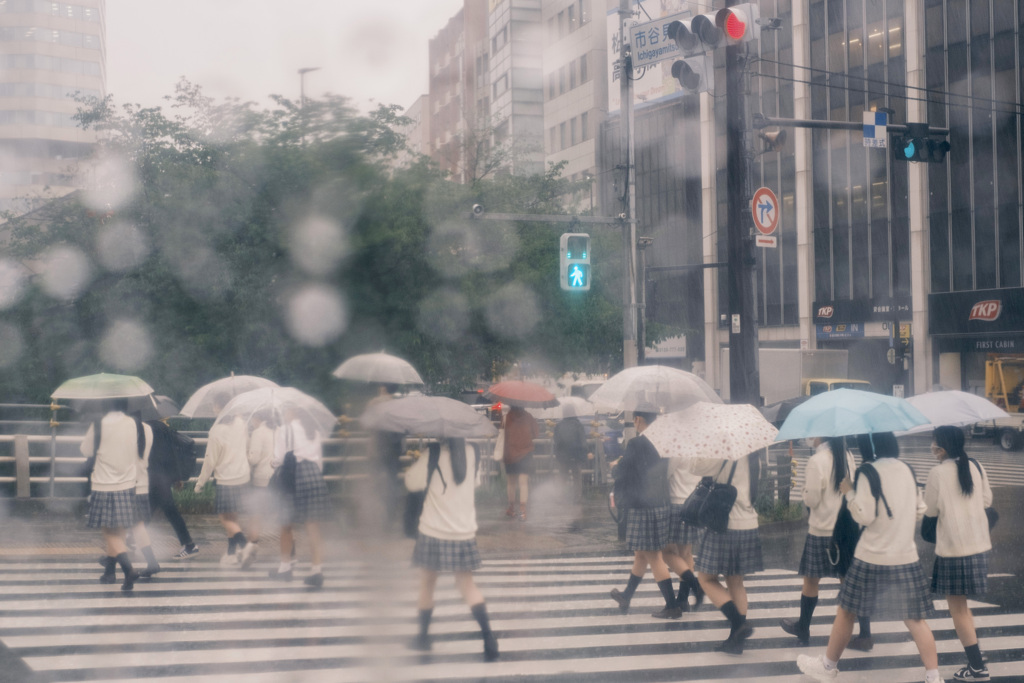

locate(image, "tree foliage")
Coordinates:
0 82 622 408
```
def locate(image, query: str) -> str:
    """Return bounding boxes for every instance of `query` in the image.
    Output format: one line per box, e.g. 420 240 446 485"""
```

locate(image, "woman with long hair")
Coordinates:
925 426 993 682
409 438 499 662
798 434 940 683
780 437 855 646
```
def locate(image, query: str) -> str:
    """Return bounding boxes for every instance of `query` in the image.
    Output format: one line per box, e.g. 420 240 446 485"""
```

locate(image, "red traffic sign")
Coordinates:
751 187 780 235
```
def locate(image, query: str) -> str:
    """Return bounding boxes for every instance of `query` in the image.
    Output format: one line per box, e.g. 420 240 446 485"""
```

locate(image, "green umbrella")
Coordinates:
51 373 155 400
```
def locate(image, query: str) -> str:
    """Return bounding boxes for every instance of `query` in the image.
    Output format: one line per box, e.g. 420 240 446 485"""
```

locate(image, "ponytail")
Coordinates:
934 425 973 496
827 436 847 492
748 451 761 505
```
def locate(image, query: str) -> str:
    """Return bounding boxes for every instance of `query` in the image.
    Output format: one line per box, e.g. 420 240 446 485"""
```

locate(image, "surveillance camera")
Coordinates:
471 204 485 217
618 212 627 220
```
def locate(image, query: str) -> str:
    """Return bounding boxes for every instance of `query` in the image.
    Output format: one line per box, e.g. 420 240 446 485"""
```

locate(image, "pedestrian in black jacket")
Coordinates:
609 411 679 619
146 419 199 560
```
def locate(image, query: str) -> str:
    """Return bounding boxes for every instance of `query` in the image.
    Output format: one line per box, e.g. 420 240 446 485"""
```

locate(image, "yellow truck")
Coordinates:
975 356 1024 451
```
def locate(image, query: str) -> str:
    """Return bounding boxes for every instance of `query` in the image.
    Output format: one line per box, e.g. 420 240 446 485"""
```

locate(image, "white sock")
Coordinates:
278 561 292 573
822 655 838 670
311 564 323 575
925 670 941 683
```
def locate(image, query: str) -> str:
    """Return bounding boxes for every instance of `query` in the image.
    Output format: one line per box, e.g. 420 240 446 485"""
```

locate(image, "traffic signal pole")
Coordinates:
620 0 639 369
724 11 760 406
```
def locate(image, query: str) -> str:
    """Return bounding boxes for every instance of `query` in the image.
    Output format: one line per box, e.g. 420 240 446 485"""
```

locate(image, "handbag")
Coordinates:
679 476 715 526
697 461 739 534
492 427 506 462
921 515 937 543
827 499 862 576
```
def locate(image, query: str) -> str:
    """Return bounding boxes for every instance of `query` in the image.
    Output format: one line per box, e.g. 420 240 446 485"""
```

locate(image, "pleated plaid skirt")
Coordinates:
87 489 138 529
668 503 703 547
214 483 247 515
838 558 935 620
413 533 482 572
133 493 152 525
799 533 843 579
280 460 332 525
932 552 989 597
695 528 764 577
624 505 671 551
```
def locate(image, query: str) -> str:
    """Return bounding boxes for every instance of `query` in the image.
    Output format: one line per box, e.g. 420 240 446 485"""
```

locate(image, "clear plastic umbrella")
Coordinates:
180 375 280 418
52 373 155 400
361 395 497 439
588 365 722 413
214 387 337 436
527 396 595 420
899 390 1011 434
332 352 424 385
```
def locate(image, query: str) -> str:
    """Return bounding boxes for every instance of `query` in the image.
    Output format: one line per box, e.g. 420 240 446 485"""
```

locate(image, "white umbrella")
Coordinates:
180 374 280 418
527 396 594 421
644 402 779 461
361 395 497 439
899 390 1010 434
215 387 337 436
588 365 722 413
332 352 424 385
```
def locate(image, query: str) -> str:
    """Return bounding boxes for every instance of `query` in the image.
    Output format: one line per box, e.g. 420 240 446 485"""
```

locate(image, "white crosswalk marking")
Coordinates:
0 554 1021 682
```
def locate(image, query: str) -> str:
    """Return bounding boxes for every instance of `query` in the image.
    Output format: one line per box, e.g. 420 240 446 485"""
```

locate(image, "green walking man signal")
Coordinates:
560 233 591 291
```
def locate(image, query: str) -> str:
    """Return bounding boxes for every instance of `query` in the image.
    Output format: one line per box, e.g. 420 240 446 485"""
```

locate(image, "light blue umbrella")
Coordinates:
775 388 930 441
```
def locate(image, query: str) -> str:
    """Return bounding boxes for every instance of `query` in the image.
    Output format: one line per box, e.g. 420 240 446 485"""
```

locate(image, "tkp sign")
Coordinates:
969 300 1002 322
817 306 834 319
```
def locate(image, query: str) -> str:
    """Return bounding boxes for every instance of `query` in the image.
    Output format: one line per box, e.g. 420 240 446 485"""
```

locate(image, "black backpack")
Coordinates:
145 420 198 482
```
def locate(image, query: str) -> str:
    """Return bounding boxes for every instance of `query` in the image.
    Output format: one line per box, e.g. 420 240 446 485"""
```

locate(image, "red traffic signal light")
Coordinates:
714 4 759 45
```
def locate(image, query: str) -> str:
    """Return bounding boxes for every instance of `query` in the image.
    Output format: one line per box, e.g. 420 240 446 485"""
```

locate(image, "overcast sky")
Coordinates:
105 0 466 114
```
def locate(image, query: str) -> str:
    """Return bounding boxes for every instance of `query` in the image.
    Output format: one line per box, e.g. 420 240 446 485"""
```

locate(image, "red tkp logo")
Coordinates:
818 306 834 318
969 300 1001 322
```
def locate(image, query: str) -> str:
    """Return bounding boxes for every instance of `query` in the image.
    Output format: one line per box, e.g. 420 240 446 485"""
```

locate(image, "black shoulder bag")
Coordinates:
697 460 739 534
828 463 892 576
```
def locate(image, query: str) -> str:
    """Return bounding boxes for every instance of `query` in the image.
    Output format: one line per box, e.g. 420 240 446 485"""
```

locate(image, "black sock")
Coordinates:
622 572 643 600
656 579 677 609
418 608 433 638
101 556 116 576
470 602 492 636
115 552 135 576
231 532 247 549
965 643 984 670
858 616 872 638
720 600 745 636
141 546 158 566
227 537 237 555
798 594 818 632
677 575 691 605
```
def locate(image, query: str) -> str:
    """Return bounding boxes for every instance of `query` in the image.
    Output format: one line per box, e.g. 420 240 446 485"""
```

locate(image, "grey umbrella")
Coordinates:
360 395 497 439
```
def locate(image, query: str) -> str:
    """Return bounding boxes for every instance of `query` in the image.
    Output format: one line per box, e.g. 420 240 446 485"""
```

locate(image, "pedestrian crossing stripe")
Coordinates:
0 557 1021 682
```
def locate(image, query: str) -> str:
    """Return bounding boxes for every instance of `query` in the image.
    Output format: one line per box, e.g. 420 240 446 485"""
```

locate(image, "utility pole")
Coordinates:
725 2 760 405
619 0 639 369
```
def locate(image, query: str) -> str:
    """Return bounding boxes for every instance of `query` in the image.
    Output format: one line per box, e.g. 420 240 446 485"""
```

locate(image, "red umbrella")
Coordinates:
484 380 559 409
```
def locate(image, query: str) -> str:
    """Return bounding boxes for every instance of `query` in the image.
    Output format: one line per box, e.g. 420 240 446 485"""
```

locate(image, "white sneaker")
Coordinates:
238 542 258 569
797 654 839 681
219 552 239 567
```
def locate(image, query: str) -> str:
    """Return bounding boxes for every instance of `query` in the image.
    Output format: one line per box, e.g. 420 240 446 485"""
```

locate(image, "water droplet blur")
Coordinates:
96 221 149 272
289 214 348 276
417 288 470 342
484 282 540 339
0 322 24 368
82 154 138 211
427 219 518 278
285 284 348 346
0 259 27 309
99 319 153 371
39 246 92 300
165 242 232 301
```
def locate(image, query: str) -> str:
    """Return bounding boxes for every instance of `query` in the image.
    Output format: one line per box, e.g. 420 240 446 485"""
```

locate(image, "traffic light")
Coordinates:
667 4 759 94
892 122 950 163
560 232 590 292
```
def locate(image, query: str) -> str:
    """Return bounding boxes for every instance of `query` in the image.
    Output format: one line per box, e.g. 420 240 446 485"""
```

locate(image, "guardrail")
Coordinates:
0 432 612 501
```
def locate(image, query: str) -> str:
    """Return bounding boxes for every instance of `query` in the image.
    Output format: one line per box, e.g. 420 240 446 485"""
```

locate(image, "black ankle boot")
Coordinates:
115 552 139 591
99 556 117 584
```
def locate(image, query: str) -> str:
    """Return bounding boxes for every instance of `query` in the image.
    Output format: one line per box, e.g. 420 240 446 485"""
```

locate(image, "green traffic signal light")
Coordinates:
566 264 589 289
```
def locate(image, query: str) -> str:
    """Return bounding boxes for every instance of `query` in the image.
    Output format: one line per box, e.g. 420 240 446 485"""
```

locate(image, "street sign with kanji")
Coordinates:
863 110 888 148
751 187 779 235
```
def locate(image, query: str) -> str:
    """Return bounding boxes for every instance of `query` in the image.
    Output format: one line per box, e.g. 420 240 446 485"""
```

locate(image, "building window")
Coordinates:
548 73 556 100
560 121 567 150
570 61 577 89
558 10 566 38
549 127 557 154
493 72 509 98
580 0 591 26
559 65 567 95
580 54 589 84
568 4 577 32
570 118 577 146
581 112 589 141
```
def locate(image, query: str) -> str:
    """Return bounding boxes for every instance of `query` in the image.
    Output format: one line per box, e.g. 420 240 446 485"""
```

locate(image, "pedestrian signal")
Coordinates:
560 233 591 291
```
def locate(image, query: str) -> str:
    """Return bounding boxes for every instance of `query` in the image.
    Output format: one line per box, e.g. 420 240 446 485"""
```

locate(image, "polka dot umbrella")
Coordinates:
643 401 779 461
